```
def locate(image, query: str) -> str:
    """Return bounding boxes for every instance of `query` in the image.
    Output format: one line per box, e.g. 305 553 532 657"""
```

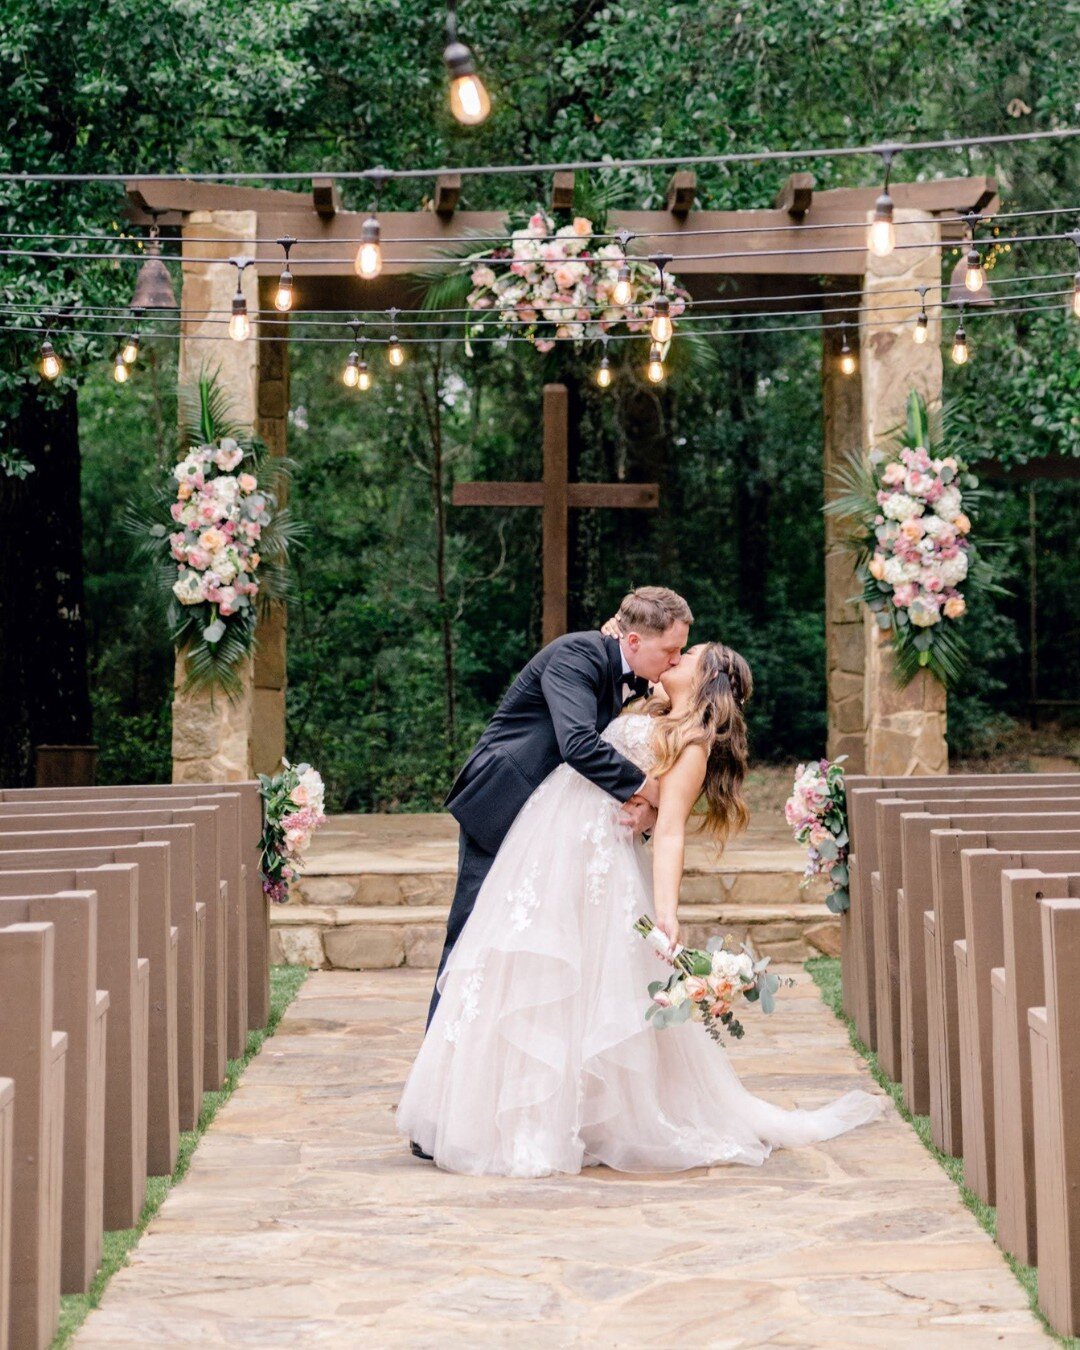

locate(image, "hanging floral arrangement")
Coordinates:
134 374 300 695
828 390 1002 689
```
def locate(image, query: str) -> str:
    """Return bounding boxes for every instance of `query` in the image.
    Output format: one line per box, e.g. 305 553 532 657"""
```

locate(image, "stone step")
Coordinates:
294 867 826 910
270 901 840 971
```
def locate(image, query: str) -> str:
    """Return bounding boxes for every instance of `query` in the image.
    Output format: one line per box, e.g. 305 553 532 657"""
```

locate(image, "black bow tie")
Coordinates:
621 673 651 707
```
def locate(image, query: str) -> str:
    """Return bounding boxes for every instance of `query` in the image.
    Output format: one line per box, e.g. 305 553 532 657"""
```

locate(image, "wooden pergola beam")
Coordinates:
774 172 815 218
312 177 340 219
665 170 697 218
433 173 462 219
552 170 575 212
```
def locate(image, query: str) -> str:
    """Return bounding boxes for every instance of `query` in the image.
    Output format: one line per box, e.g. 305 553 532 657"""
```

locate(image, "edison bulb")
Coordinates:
650 300 673 344
355 216 383 279
450 72 491 125
913 314 929 345
387 338 405 367
840 350 856 376
646 344 665 384
964 249 985 292
274 272 294 312
595 357 613 389
121 335 139 365
612 265 633 307
951 332 969 365
229 309 250 342
40 341 61 380
343 352 360 387
1072 274 1080 319
357 362 372 391
113 353 129 383
868 193 895 258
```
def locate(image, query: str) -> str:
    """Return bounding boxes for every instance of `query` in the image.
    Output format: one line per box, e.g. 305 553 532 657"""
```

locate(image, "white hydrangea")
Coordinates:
882 492 923 522
920 513 946 538
883 557 920 585
937 552 969 586
934 485 963 522
172 570 206 606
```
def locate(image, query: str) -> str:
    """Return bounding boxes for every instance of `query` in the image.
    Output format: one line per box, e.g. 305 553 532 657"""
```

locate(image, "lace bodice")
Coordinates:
601 712 657 774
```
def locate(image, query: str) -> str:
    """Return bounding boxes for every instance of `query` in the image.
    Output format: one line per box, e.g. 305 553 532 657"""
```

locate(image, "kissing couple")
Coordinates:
396 586 882 1175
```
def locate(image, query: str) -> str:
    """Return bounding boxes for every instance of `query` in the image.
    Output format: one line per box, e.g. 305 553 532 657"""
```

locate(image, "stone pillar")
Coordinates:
172 211 260 783
822 283 868 772
252 293 289 777
859 209 948 776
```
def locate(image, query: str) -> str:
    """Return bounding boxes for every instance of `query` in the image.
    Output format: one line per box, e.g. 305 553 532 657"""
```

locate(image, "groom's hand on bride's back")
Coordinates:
620 795 658 836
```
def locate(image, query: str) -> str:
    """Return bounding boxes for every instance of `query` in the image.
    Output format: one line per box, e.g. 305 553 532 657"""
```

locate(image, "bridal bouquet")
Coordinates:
258 760 327 904
785 757 850 914
634 915 785 1045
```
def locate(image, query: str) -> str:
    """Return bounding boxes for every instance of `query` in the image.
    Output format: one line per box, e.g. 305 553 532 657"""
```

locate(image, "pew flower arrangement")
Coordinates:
828 389 1000 689
785 757 850 914
258 760 327 904
457 206 690 352
134 375 299 696
634 915 789 1045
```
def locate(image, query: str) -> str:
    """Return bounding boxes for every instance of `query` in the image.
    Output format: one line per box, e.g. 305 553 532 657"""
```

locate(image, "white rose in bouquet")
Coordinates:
937 552 969 586
934 485 963 522
172 570 206 605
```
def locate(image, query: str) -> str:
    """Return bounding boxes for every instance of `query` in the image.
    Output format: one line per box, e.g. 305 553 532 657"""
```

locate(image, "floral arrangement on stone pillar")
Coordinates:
136 374 298 695
828 389 1000 689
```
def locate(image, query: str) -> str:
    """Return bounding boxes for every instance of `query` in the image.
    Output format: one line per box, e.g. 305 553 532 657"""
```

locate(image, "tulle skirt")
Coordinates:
395 763 883 1177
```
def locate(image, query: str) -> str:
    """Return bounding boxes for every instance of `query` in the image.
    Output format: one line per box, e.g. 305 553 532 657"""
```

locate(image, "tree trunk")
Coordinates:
0 384 92 785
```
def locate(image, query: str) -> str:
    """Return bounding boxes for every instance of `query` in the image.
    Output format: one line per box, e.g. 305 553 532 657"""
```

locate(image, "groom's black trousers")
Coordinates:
426 828 496 1030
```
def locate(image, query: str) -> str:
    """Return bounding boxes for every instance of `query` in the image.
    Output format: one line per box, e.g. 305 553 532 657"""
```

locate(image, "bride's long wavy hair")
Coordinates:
640 643 753 847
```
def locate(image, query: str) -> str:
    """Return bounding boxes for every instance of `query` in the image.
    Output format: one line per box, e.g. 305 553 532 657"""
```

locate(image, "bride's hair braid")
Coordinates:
644 643 752 847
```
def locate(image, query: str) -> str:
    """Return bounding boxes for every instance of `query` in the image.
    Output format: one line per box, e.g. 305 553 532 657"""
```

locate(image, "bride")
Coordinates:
395 641 883 1176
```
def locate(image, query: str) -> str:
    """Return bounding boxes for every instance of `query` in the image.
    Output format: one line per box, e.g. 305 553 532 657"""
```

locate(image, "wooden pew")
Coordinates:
0 893 108 1296
0 815 214 1122
927 818 1080 1156
1030 897 1080 1337
0 859 149 1230
993 869 1080 1265
0 923 67 1350
0 1077 12 1350
2 782 268 1032
947 845 1080 1208
843 772 1080 1060
866 780 1080 1083
896 799 1080 1118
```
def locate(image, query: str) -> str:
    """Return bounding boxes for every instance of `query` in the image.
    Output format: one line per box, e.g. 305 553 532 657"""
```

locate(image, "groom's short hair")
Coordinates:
615 586 693 635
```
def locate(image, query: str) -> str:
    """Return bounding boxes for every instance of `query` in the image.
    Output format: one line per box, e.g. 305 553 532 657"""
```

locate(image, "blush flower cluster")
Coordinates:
465 209 689 351
168 438 270 624
784 758 850 914
258 760 327 905
868 444 971 629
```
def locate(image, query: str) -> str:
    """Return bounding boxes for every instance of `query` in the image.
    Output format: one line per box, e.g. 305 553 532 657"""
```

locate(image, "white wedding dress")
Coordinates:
395 712 883 1176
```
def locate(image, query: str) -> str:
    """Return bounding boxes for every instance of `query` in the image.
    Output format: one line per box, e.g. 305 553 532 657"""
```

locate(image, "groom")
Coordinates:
425 585 693 1033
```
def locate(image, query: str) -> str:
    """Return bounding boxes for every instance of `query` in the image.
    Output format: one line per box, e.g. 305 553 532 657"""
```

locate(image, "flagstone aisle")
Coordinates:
73 968 1048 1348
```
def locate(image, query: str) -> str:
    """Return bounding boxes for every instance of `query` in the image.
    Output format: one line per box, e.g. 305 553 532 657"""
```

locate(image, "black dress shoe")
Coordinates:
410 1139 434 1161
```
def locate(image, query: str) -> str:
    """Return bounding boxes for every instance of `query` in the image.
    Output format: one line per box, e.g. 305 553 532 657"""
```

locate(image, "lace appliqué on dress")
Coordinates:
507 860 542 931
443 968 484 1045
581 809 616 905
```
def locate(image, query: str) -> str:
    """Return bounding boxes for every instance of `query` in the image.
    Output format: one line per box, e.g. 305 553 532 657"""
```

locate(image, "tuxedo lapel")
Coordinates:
602 635 623 722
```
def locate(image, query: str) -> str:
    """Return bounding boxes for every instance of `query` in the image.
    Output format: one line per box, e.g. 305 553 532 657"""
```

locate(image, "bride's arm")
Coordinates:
650 744 708 951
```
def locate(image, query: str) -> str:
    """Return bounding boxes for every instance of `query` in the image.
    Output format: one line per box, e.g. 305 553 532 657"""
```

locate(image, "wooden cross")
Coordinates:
452 383 659 643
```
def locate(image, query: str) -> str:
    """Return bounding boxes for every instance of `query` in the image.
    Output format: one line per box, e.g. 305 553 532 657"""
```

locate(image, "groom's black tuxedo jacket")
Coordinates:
445 631 647 855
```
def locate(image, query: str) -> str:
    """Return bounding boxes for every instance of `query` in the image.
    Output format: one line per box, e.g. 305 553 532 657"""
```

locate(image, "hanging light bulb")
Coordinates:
387 335 405 367
121 332 140 364
650 294 673 344
112 351 129 384
596 354 613 389
913 310 929 344
964 246 985 293
444 0 491 125
869 192 896 258
612 261 633 307
229 262 251 341
357 358 372 392
274 236 296 312
40 339 62 381
646 342 665 384
355 214 383 279
343 350 360 387
951 322 969 365
839 329 856 376
1072 271 1080 319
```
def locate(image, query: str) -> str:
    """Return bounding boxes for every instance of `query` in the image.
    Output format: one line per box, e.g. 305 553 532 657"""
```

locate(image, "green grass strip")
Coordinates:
806 954 1075 1348
52 962 309 1348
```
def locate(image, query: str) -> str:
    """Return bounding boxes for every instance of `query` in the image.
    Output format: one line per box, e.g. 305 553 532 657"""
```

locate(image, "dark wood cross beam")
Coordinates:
452 383 659 644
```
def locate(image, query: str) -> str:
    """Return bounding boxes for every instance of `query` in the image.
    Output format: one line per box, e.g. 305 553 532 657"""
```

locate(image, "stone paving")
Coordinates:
73 968 1049 1348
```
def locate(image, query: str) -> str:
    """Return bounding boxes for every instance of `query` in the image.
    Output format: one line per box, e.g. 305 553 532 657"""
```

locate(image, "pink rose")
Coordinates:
169 502 184 522
684 977 710 1002
238 473 257 493
651 990 672 1009
290 784 309 807
882 463 906 486
893 582 917 607
900 519 925 542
